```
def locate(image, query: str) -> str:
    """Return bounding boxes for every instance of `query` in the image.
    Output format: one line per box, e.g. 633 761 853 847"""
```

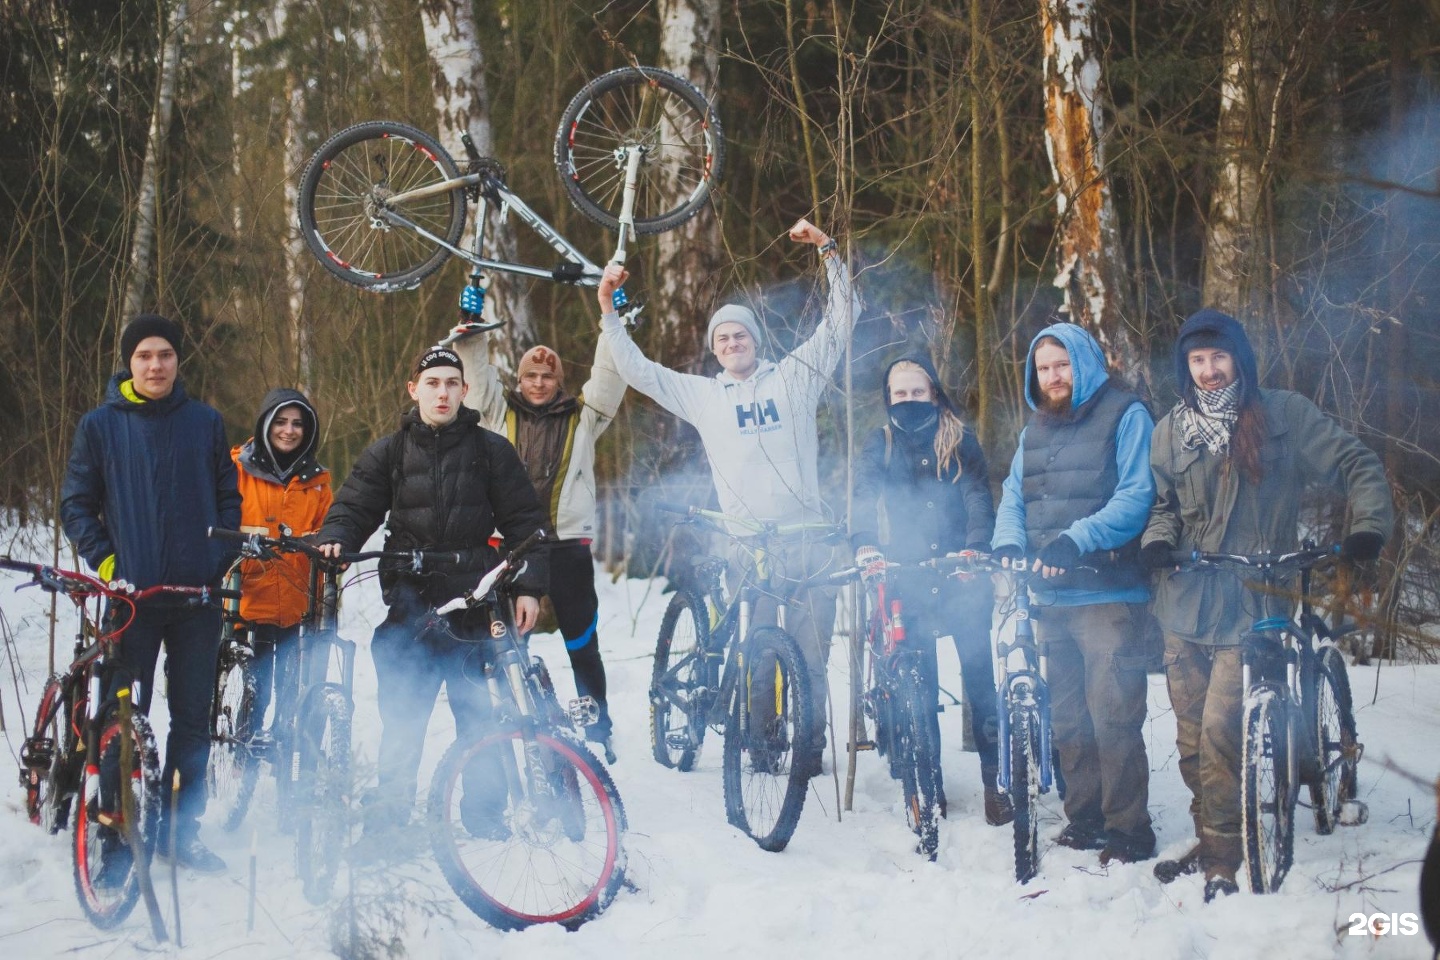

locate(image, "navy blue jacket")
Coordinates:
61 373 242 589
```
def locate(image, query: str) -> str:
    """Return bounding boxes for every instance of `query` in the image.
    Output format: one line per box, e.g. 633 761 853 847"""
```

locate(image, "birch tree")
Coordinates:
122 0 186 318
1039 0 1140 384
420 0 535 358
655 0 723 368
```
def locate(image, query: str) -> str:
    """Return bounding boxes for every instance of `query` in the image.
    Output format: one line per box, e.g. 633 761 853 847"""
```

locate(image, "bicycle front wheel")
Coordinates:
650 588 712 771
72 709 161 929
721 627 815 852
294 686 352 905
298 120 466 290
1310 647 1360 835
1008 706 1041 884
22 677 64 829
895 660 941 860
554 66 723 235
427 729 627 931
1242 689 1294 893
208 644 260 832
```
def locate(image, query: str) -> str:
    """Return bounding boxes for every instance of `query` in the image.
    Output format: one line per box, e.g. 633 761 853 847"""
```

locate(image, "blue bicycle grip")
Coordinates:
459 284 486 316
611 286 629 310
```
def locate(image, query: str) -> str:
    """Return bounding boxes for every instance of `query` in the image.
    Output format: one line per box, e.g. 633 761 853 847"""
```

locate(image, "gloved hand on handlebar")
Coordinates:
991 544 1023 568
1038 535 1080 574
1341 530 1384 563
855 546 886 583
1140 540 1177 570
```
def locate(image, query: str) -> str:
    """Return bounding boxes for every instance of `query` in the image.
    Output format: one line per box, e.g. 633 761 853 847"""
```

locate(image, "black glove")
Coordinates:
1140 540 1177 570
991 544 1024 567
964 542 992 555
1341 531 1384 563
1038 535 1080 571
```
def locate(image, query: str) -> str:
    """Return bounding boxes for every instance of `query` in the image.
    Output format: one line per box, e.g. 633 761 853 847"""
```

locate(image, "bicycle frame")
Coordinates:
990 567 1057 798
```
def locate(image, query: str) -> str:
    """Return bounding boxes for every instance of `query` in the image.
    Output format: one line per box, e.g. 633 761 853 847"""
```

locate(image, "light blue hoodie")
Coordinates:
991 323 1154 606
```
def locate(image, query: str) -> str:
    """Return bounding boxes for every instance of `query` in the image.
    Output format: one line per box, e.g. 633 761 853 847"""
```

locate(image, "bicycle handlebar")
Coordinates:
434 529 547 615
656 503 844 543
1167 544 1340 573
208 527 462 570
0 556 108 599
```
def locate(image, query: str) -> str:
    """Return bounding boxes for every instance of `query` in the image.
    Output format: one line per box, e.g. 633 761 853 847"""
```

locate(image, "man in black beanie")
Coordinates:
61 314 241 875
1142 308 1393 901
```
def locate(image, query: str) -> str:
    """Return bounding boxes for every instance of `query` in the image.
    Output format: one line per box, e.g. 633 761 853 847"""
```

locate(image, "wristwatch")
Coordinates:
818 238 838 256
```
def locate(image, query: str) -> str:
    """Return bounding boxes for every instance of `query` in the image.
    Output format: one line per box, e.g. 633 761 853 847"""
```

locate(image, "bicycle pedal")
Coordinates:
1339 800 1369 826
852 740 877 752
568 696 600 728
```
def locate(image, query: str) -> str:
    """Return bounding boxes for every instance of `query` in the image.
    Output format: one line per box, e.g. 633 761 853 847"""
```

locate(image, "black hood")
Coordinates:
1172 309 1260 410
241 388 324 483
881 354 960 413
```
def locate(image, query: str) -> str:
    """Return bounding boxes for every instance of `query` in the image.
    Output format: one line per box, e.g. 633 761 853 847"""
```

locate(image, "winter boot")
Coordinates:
1154 844 1202 884
1203 866 1239 903
981 765 1013 826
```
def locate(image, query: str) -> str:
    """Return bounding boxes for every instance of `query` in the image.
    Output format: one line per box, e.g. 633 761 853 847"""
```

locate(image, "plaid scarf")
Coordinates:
1178 381 1241 455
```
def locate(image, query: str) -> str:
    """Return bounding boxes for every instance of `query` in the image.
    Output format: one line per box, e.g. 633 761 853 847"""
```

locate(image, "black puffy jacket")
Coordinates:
319 406 546 608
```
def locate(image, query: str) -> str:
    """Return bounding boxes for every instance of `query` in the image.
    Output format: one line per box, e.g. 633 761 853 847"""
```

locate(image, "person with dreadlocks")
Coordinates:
1142 309 1393 902
849 356 1011 826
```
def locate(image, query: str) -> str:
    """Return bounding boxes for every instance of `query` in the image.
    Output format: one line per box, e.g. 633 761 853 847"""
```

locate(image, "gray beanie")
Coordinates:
705 303 763 352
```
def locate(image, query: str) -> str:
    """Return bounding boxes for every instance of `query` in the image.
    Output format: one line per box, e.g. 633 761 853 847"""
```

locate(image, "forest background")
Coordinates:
2 0 1438 657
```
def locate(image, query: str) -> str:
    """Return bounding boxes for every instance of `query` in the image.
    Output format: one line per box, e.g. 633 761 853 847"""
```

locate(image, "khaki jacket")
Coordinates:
1143 389 1392 645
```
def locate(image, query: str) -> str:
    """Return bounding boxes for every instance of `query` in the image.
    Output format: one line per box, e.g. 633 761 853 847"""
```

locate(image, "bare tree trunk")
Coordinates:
122 0 186 318
1201 0 1284 346
1039 0 1140 387
420 0 534 363
656 0 723 369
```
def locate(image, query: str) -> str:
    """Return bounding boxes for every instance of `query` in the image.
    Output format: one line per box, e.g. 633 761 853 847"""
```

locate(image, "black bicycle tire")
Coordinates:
1310 647 1359 835
208 649 261 832
1009 707 1041 884
650 588 711 771
297 120 466 291
427 728 627 931
22 677 63 827
1242 690 1294 893
720 626 814 852
554 66 723 235
72 709 160 929
896 661 941 861
294 687 352 905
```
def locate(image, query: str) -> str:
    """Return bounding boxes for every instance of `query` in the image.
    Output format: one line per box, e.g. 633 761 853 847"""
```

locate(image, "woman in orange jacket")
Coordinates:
231 388 332 737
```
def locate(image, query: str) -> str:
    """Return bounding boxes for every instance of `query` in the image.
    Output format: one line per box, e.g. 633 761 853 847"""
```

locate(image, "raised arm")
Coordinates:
596 262 707 424
453 331 508 432
783 220 860 384
578 330 627 433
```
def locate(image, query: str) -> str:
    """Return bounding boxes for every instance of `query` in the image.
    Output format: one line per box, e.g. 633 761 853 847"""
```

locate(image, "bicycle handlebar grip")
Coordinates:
655 501 694 517
214 588 243 601
1170 549 1199 565
207 527 250 543
508 529 546 561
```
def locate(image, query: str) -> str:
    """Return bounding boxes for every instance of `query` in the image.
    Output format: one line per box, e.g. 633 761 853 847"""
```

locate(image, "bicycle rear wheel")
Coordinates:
298 120 466 290
896 660 941 861
554 66 723 235
1242 689 1294 893
721 627 814 852
72 710 161 929
1008 706 1041 883
208 642 260 832
650 588 712 770
427 728 627 931
1310 647 1360 835
295 686 352 905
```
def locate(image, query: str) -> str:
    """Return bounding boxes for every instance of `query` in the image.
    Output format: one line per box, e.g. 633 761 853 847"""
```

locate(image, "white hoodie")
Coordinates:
600 257 858 529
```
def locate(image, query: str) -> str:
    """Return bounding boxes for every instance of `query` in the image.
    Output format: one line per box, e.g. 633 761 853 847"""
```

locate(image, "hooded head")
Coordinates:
251 388 321 481
883 354 959 433
1022 322 1109 413
1173 309 1260 410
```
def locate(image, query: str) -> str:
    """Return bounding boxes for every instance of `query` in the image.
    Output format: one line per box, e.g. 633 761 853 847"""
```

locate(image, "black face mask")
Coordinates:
889 400 938 433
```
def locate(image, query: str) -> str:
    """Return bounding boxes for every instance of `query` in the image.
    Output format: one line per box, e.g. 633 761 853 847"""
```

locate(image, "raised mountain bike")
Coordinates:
4 557 231 930
207 527 460 904
1165 542 1363 894
296 65 723 327
425 531 627 931
649 503 841 852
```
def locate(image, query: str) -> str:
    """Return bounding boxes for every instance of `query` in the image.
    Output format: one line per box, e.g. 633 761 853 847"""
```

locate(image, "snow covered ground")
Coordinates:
0 544 1435 959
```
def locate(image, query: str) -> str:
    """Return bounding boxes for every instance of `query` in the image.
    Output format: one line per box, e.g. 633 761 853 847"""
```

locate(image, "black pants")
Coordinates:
888 570 999 784
116 603 223 840
543 540 610 737
366 609 497 833
251 622 302 740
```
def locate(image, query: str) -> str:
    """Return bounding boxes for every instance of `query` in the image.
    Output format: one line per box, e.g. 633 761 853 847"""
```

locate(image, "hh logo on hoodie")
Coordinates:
735 398 781 434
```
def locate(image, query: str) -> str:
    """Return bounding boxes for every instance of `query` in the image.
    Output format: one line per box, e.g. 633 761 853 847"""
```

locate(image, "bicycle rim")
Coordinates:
208 655 260 832
721 627 814 852
1242 691 1293 893
1310 648 1359 835
23 679 63 826
554 66 723 235
295 689 351 905
650 590 709 770
427 729 626 931
1009 708 1041 884
72 711 160 929
298 120 465 290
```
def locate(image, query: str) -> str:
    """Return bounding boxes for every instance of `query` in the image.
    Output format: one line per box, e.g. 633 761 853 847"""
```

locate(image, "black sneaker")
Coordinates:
156 834 226 874
1055 820 1108 851
1099 830 1157 865
1154 844 1202 884
91 831 133 892
1203 870 1239 903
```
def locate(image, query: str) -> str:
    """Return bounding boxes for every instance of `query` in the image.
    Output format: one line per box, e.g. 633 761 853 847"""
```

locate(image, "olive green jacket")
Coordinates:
1142 389 1393 645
